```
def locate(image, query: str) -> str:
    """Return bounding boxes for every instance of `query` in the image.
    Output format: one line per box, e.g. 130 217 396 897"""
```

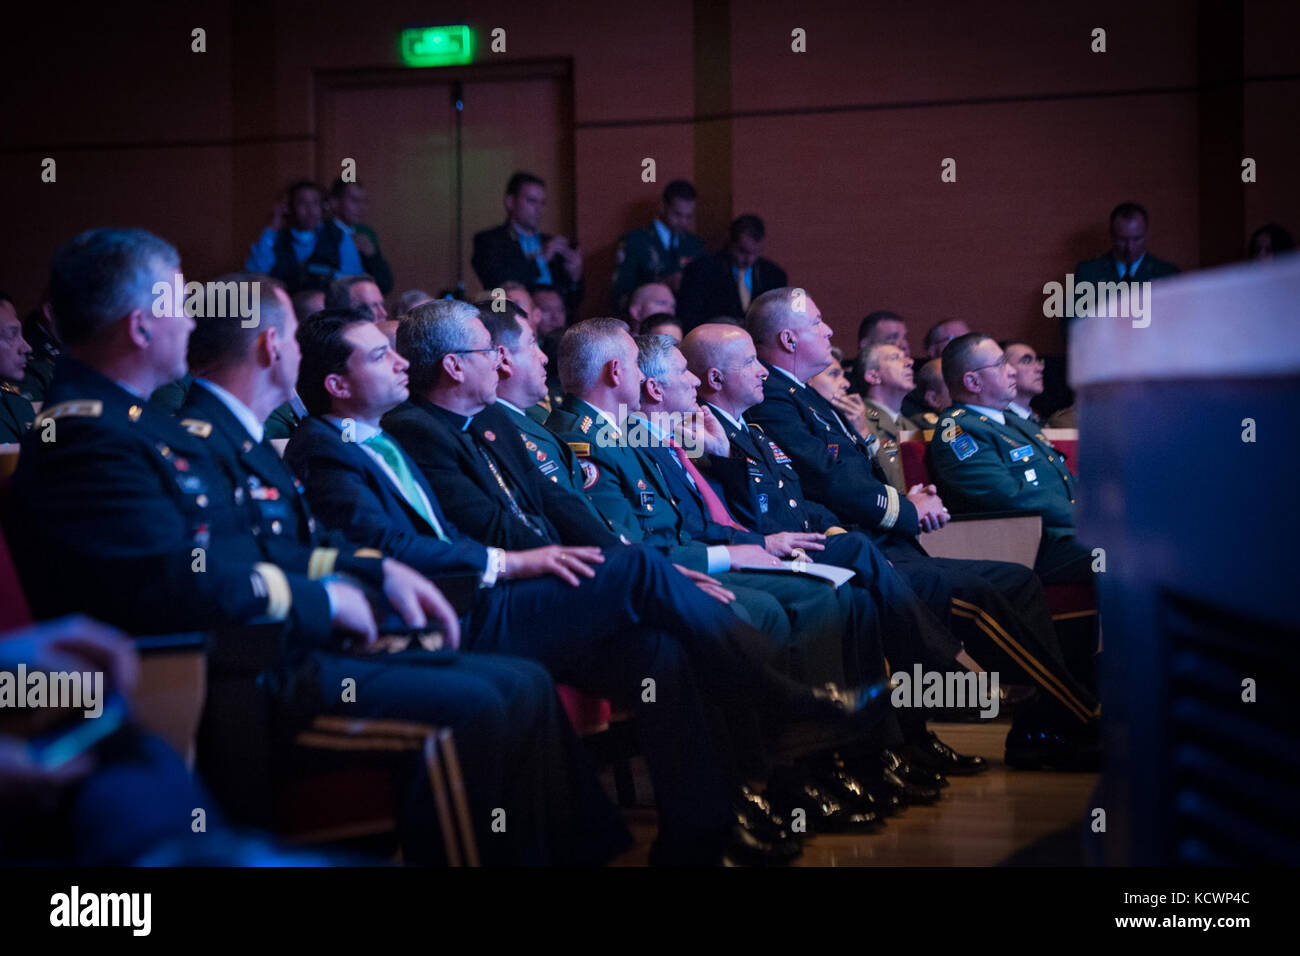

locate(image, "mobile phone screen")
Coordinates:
26 693 128 770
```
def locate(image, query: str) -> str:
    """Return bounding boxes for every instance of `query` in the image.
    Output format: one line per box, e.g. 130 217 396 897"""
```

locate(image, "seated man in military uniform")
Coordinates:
929 333 1092 585
6 229 625 866
0 293 36 444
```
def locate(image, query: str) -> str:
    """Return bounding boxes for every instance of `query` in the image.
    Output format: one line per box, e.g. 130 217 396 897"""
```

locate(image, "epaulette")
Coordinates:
34 399 103 425
179 418 213 438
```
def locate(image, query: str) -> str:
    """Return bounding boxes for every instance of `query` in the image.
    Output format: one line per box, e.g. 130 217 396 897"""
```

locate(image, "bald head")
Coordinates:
683 323 768 416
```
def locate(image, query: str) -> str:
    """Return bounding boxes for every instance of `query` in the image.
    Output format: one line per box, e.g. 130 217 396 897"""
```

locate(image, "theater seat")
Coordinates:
898 439 1044 569
1042 429 1079 476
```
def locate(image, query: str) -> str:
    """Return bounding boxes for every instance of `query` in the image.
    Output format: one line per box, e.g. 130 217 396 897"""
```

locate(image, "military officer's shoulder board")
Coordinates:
34 399 103 425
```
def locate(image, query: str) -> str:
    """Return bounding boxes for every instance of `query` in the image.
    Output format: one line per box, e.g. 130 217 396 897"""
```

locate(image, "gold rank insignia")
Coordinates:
579 415 593 434
34 399 103 425
180 418 213 438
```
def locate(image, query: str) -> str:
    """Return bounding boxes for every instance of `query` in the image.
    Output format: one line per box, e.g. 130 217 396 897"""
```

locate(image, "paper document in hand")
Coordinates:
734 560 856 589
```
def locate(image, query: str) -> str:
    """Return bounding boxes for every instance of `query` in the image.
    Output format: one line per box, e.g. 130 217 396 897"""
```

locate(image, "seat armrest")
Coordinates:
920 514 1043 568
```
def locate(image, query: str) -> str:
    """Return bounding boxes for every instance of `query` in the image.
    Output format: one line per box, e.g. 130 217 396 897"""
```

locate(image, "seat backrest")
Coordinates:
1043 429 1080 476
0 478 33 630
899 440 931 488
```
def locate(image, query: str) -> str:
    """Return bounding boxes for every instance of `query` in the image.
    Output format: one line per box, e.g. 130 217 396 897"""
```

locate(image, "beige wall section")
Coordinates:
2 0 1295 350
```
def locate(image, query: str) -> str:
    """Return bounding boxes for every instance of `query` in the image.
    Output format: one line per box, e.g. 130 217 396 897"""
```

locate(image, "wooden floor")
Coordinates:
609 718 1099 866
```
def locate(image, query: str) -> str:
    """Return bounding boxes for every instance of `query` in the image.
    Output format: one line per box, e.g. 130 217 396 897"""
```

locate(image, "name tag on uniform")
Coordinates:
1023 468 1038 483
640 491 656 509
1009 444 1034 463
758 492 769 513
951 434 979 461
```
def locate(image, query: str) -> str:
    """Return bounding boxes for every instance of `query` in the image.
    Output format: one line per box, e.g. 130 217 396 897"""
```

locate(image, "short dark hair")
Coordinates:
324 274 379 313
49 227 180 349
1249 223 1295 256
296 308 372 417
924 319 963 352
858 310 903 345
286 179 324 203
474 299 529 350
662 180 696 205
941 332 993 394
187 273 289 373
642 313 682 335
1110 202 1148 228
506 171 545 198
729 214 765 245
328 177 363 199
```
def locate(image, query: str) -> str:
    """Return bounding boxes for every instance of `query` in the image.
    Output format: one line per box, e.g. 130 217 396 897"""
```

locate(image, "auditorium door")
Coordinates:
316 62 575 300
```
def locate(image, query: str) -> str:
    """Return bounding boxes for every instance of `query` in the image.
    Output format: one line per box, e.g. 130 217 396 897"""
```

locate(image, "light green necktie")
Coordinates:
363 431 449 541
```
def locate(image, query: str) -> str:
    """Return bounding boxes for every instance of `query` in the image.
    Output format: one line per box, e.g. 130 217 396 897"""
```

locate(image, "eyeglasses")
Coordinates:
453 348 499 356
968 355 1011 374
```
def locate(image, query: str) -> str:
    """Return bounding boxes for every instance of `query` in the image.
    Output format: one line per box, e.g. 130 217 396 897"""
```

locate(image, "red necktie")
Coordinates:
668 439 746 531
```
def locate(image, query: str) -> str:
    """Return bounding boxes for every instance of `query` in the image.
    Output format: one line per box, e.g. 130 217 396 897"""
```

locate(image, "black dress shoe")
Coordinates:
723 820 800 867
768 776 884 834
807 680 892 721
1004 727 1102 771
900 730 989 776
734 796 802 857
740 785 803 844
881 747 949 789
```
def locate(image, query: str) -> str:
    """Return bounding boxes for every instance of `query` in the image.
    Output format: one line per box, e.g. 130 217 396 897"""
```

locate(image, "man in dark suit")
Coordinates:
609 179 708 313
5 234 621 865
677 215 787 331
471 171 583 313
742 287 1102 769
284 308 870 864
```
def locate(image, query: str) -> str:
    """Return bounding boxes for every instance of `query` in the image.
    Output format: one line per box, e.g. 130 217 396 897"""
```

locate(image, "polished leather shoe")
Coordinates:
769 776 884 834
881 747 949 789
724 820 801 867
740 785 802 843
1004 727 1102 771
808 679 892 721
735 796 802 857
900 730 989 776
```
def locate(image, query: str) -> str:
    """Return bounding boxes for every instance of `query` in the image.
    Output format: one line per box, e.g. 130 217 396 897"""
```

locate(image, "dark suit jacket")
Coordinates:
471 222 583 312
382 399 619 550
609 224 708 312
1073 251 1180 286
745 366 923 545
283 416 488 612
638 441 764 548
677 251 788 328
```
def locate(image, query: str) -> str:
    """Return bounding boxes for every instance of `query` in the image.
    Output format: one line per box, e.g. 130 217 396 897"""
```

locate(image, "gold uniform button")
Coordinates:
128 405 143 421
195 494 209 508
753 477 761 483
788 499 798 508
1048 456 1055 462
271 520 283 535
778 480 784 488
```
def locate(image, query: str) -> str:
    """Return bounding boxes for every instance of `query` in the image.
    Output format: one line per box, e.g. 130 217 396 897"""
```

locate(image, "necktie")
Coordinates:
363 431 448 541
667 439 746 531
736 269 751 310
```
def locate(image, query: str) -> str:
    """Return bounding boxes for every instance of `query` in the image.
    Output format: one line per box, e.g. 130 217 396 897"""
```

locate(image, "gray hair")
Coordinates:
859 342 900 376
398 298 483 392
634 333 678 384
558 317 630 396
49 228 180 348
745 286 803 347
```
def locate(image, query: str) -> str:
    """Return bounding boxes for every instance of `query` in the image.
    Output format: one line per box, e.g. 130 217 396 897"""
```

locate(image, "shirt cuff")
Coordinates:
481 547 505 588
706 545 730 575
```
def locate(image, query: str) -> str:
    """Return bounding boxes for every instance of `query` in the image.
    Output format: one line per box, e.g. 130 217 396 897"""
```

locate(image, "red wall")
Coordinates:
4 0 1296 355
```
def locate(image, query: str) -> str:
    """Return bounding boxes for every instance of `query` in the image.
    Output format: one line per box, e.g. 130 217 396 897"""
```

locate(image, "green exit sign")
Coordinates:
400 26 473 67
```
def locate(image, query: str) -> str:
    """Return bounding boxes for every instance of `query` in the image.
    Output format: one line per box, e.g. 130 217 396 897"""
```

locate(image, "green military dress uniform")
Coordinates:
857 400 922 494
0 381 36 443
928 405 1091 583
